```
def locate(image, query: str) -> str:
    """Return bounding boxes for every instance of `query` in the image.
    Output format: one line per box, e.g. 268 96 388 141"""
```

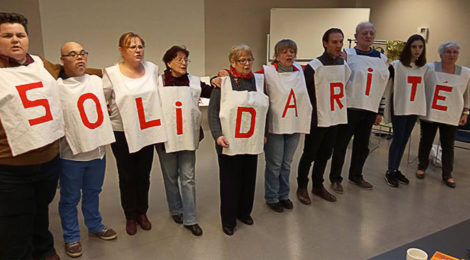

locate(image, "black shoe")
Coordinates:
330 182 344 194
238 216 254 225
184 224 203 236
443 178 456 188
171 214 183 224
222 226 234 236
349 178 373 189
279 199 293 209
385 172 399 188
312 186 336 202
267 202 284 212
394 170 410 184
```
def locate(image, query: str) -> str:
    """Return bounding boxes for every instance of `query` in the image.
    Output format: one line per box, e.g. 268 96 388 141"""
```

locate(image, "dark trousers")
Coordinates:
111 131 154 219
388 115 418 171
297 125 338 189
217 153 257 228
0 156 60 260
418 120 457 179
330 109 376 183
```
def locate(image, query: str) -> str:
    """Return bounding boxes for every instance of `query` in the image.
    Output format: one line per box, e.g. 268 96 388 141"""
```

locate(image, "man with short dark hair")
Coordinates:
0 12 63 260
296 28 351 204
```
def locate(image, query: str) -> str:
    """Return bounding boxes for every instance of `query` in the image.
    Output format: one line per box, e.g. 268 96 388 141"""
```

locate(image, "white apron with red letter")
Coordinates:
0 55 64 156
57 74 115 155
158 75 202 153
263 63 312 133
104 62 167 153
308 59 351 127
391 61 427 117
421 62 470 126
345 48 389 112
219 74 269 155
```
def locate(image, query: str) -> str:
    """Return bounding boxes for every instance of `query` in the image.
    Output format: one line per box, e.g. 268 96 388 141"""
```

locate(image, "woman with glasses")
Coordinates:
103 32 167 235
416 41 470 188
383 34 427 188
208 44 269 236
156 45 219 236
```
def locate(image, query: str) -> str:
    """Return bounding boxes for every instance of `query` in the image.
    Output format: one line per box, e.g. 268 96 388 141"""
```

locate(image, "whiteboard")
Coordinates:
269 8 370 62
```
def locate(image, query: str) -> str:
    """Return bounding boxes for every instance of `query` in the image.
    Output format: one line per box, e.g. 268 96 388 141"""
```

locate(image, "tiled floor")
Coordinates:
48 124 470 259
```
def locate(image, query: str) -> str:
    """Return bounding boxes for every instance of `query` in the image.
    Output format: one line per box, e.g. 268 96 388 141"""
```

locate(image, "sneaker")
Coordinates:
266 202 284 212
279 199 294 209
349 178 373 189
394 170 410 184
65 241 82 258
92 227 117 240
385 172 399 188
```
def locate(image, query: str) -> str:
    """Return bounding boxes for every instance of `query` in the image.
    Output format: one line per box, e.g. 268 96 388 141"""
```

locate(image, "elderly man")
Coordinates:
296 28 351 204
328 22 389 192
0 12 64 260
57 42 117 257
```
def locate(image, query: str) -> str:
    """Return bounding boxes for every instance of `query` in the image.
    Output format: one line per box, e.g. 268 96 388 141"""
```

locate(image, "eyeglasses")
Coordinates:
62 50 88 58
444 50 459 55
174 57 190 64
126 45 145 50
236 58 254 64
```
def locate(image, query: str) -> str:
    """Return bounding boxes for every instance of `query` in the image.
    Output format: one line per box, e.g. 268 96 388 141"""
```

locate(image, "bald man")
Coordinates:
329 22 389 191
57 42 116 257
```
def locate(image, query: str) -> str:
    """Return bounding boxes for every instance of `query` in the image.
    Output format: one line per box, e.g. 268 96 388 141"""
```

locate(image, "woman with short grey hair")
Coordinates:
209 44 269 235
417 41 470 188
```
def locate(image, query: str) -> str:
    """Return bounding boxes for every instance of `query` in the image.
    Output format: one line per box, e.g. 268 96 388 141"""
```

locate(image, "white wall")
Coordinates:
38 0 205 75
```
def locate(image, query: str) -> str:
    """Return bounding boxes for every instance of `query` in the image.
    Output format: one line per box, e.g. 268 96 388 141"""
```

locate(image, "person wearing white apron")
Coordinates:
252 39 312 212
417 42 470 188
103 32 165 235
156 46 218 236
208 45 269 236
297 29 351 204
382 35 427 188
329 22 389 190
0 13 65 260
56 42 117 257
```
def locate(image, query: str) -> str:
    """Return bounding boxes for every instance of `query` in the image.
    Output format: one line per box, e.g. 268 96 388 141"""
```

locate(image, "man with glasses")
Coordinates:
57 41 117 257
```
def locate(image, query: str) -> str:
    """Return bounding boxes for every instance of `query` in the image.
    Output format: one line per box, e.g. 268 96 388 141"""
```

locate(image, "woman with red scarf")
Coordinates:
208 44 269 236
155 45 216 236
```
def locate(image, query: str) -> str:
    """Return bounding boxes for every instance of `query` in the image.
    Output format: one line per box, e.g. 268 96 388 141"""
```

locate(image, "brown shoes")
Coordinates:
330 182 344 194
126 219 137 235
416 169 425 179
65 242 82 258
92 227 118 240
296 187 311 205
312 186 337 202
137 214 152 230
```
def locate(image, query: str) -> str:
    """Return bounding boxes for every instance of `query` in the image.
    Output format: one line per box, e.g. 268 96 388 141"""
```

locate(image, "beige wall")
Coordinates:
1 0 44 56
360 0 470 66
203 0 357 76
38 0 205 75
4 0 470 72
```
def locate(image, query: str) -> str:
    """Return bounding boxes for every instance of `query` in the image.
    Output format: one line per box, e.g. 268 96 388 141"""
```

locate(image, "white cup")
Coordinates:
406 248 428 260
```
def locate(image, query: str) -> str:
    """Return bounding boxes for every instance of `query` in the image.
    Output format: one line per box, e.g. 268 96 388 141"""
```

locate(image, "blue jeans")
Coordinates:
264 133 300 203
388 115 417 171
156 144 197 225
59 158 106 243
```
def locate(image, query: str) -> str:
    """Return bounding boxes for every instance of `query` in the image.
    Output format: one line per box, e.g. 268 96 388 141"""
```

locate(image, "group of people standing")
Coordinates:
0 11 468 260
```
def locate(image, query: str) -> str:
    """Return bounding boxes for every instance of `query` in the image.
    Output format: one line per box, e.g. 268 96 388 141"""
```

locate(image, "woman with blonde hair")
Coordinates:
103 32 166 235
